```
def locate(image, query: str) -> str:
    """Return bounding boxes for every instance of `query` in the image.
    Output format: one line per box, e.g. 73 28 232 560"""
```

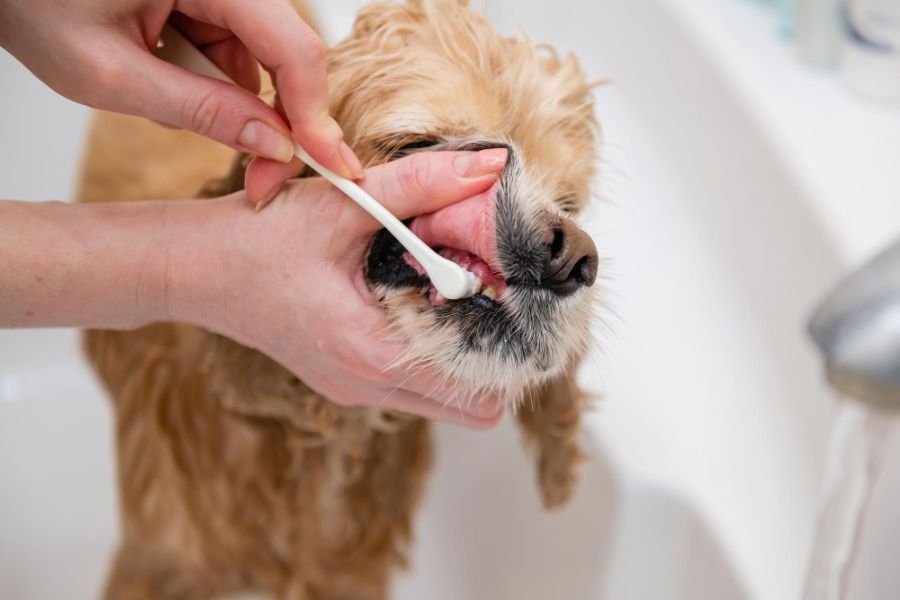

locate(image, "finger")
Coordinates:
175 0 364 179
345 148 508 237
355 331 508 422
245 155 305 209
117 44 294 162
271 90 288 121
375 389 505 430
200 37 260 93
344 330 506 428
168 14 260 93
394 369 509 421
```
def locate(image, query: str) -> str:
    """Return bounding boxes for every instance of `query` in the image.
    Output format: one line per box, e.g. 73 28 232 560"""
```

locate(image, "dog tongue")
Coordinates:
409 186 500 272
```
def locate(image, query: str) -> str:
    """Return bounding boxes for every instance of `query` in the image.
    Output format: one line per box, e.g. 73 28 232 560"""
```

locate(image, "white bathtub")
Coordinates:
3 1 900 599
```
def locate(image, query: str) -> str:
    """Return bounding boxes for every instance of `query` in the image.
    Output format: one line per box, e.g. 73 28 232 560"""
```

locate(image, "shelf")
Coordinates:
673 0 900 266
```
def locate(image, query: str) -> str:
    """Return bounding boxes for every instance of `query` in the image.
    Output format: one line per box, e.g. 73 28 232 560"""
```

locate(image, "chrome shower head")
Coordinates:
809 238 900 411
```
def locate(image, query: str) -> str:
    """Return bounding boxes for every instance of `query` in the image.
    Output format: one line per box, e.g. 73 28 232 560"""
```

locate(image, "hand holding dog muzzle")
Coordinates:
171 148 510 428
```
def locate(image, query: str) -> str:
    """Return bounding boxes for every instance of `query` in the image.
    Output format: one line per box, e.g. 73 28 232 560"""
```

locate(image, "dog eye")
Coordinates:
373 135 442 161
395 137 440 153
557 194 579 215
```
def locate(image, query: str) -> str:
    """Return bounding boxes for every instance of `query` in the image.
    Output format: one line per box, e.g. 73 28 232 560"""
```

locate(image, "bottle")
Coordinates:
840 0 900 102
775 0 797 38
796 0 844 65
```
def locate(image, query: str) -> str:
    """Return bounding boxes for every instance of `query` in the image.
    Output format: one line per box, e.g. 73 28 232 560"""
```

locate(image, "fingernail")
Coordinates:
453 148 508 178
339 142 365 179
252 182 282 211
468 397 505 420
238 120 294 163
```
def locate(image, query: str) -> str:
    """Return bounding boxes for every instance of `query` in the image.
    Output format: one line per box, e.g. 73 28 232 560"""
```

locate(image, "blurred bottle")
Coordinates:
840 0 900 102
775 0 797 38
796 0 844 65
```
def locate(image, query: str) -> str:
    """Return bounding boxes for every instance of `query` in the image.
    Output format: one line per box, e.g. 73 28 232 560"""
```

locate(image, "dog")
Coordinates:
77 1 599 598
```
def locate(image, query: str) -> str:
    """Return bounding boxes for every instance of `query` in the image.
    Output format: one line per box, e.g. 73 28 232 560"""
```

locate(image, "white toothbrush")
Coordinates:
155 25 479 300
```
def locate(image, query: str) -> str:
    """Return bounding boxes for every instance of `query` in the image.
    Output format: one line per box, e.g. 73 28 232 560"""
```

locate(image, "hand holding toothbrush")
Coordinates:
0 0 362 199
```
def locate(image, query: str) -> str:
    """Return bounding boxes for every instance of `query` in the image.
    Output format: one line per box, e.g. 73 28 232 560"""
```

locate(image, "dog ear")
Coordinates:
517 365 589 510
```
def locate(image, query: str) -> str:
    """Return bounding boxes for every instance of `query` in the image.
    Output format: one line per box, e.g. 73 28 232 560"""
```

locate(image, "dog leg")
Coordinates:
517 368 588 509
103 541 216 600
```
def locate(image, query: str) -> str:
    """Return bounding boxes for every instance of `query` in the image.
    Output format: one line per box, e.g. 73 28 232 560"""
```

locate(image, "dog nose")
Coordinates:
540 217 598 296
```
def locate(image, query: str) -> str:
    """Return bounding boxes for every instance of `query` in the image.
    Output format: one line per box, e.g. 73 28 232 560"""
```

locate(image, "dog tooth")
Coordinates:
482 285 497 300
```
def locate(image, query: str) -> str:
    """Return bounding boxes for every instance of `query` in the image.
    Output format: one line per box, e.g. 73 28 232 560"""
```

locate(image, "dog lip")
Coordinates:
408 184 500 274
404 247 507 306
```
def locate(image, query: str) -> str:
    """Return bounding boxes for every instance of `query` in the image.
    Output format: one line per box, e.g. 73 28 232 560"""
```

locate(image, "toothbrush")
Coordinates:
155 25 479 300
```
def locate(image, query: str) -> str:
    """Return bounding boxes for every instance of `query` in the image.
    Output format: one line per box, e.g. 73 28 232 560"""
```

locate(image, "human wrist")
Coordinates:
159 192 255 336
75 199 185 329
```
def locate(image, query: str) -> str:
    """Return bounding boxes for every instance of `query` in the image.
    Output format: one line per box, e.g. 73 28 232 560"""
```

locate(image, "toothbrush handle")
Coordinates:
156 25 232 83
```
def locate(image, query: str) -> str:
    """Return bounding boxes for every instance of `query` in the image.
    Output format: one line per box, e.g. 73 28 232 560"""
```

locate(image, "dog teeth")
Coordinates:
482 285 497 300
433 291 446 304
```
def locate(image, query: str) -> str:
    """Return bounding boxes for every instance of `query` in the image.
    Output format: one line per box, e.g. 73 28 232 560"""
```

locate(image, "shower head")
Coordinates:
809 237 900 411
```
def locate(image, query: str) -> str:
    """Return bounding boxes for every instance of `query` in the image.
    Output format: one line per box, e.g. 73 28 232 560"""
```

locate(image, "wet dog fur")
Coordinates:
77 1 599 598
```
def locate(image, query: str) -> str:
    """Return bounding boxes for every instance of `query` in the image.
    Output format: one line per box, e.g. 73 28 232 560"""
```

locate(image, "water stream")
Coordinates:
802 398 897 600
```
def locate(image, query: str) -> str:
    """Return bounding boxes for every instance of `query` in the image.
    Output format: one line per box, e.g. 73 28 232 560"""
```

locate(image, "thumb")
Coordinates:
347 148 508 237
112 47 295 162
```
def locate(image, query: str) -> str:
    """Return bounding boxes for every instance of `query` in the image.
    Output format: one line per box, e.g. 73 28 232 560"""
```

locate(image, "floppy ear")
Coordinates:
517 365 589 509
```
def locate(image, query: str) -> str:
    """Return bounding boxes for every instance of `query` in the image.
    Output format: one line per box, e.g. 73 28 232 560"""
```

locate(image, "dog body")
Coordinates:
78 2 598 598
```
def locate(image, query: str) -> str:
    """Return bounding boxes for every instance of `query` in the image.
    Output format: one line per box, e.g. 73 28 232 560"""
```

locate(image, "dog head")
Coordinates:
326 1 599 401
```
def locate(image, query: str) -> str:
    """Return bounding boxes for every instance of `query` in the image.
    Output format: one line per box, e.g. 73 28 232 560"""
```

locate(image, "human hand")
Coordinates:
0 0 362 189
169 148 510 428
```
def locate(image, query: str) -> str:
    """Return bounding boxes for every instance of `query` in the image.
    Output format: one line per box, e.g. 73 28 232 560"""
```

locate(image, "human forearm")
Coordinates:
0 198 225 329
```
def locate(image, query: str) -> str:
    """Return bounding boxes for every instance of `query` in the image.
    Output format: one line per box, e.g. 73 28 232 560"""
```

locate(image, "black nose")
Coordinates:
540 217 598 296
